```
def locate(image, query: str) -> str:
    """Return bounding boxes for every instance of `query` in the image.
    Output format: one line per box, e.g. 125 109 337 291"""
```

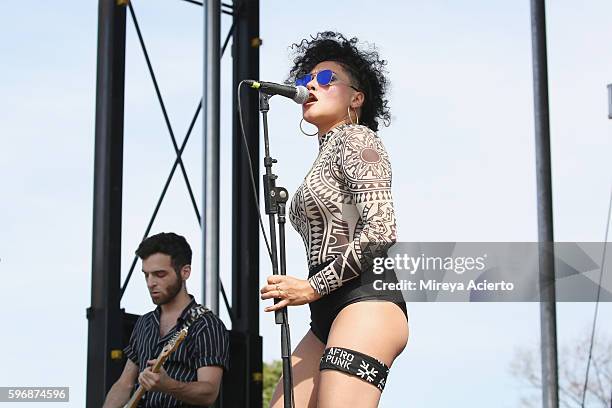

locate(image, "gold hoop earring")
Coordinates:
300 118 318 136
347 106 359 125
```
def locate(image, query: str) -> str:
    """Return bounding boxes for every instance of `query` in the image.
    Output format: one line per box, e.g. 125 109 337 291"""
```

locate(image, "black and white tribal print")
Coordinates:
289 123 397 297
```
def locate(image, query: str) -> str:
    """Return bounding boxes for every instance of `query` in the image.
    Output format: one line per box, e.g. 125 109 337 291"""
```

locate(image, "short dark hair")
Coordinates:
287 31 391 132
135 232 192 273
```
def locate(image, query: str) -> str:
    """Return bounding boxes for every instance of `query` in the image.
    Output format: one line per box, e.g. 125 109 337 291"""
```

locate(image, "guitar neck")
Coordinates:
122 358 168 408
121 319 195 408
123 385 145 408
122 354 170 408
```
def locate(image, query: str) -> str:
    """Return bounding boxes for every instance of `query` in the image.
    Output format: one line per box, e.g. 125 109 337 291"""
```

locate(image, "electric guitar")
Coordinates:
123 305 210 408
122 327 188 408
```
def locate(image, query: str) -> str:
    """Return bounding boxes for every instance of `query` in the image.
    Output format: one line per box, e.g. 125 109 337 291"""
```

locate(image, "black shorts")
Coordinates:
308 260 408 344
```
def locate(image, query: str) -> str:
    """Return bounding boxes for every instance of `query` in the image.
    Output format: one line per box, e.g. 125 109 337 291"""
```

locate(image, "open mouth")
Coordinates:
304 93 318 106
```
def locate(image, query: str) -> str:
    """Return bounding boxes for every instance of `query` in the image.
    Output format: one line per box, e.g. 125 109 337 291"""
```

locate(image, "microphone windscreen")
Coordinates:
293 86 309 104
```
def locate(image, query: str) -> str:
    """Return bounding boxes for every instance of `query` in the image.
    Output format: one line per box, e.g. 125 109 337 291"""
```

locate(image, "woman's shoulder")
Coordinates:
335 124 388 154
335 124 392 181
337 123 378 139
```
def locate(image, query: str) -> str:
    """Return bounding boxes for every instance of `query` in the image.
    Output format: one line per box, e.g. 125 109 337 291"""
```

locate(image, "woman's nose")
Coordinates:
306 77 317 89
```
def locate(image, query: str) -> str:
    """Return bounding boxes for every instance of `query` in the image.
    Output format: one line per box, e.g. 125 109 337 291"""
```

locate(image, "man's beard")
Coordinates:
153 274 183 305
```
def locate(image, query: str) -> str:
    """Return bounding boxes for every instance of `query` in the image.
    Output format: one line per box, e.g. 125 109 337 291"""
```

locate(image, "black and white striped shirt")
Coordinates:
123 295 230 408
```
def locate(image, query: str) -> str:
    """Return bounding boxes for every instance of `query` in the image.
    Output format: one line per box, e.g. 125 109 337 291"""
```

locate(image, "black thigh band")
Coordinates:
319 346 390 392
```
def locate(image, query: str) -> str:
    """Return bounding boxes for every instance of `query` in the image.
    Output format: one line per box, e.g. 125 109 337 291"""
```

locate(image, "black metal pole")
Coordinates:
231 0 261 334
277 201 295 408
86 0 127 406
529 1 559 407
260 94 294 408
225 0 262 407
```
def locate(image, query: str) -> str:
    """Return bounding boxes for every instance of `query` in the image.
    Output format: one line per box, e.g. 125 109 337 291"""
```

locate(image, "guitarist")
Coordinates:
103 232 230 408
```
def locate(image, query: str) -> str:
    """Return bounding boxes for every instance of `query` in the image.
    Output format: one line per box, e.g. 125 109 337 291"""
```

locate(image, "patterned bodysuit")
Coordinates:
289 123 398 297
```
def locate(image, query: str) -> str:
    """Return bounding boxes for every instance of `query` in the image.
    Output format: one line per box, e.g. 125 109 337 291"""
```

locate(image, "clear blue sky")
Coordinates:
0 1 610 407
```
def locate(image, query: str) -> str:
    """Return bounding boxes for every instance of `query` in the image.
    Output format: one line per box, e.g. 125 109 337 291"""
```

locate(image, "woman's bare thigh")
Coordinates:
317 301 409 408
269 329 326 408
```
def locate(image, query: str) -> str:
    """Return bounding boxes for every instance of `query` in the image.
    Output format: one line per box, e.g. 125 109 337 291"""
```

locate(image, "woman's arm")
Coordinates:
308 128 397 296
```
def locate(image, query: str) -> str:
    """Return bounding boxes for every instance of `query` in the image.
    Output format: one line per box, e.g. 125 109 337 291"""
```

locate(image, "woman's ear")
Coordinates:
351 91 365 109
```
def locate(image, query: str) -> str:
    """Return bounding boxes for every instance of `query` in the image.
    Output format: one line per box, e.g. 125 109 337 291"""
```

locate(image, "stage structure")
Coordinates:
85 0 577 407
86 0 262 407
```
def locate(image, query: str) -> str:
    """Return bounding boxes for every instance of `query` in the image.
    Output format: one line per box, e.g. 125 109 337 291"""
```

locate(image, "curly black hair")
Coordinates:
135 232 192 274
287 31 390 132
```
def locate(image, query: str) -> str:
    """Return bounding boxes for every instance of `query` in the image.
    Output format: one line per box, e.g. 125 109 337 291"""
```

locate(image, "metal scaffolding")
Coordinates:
86 0 261 406
85 1 576 407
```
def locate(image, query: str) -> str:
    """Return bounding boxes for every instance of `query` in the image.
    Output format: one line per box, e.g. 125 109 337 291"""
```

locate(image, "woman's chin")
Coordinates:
301 114 318 127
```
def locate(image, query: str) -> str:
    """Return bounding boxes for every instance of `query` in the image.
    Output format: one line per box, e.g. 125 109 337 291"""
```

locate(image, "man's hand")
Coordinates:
135 361 223 406
260 275 322 312
138 359 174 392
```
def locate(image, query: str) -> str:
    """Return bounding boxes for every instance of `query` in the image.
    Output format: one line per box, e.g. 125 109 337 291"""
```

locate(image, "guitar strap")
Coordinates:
181 304 212 331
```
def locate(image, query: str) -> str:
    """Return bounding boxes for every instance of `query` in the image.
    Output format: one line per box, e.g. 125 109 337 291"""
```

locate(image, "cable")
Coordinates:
236 81 275 263
580 186 612 407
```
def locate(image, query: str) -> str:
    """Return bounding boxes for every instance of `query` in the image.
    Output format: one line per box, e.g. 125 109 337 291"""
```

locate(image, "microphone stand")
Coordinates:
259 92 295 408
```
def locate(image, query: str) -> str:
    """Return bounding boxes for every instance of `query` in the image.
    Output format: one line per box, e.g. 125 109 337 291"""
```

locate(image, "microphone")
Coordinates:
244 80 309 104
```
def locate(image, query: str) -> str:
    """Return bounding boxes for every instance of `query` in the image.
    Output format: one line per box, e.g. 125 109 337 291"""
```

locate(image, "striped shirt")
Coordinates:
123 295 230 408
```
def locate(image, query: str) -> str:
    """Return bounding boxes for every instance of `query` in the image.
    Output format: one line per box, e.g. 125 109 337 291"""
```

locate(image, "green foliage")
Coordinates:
263 360 283 408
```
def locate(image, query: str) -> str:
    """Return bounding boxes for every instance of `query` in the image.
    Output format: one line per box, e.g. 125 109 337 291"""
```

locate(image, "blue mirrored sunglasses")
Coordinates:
295 69 359 91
